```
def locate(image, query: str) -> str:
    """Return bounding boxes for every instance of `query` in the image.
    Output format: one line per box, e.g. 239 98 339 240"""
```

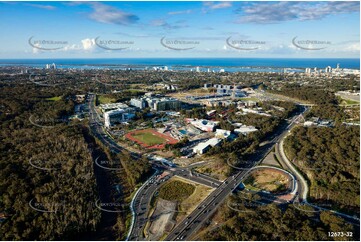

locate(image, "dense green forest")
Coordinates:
267 83 359 214
269 85 351 121
284 126 360 214
0 126 101 240
201 198 358 241
0 73 196 240
0 82 152 240
0 85 100 239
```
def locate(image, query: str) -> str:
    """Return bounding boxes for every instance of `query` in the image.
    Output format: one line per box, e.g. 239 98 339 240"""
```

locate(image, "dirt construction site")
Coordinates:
147 198 177 241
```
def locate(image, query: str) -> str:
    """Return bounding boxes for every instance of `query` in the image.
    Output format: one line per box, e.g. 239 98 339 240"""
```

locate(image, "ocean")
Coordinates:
0 58 359 72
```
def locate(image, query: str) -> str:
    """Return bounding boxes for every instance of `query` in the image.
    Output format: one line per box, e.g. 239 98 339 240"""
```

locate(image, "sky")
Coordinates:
0 1 359 58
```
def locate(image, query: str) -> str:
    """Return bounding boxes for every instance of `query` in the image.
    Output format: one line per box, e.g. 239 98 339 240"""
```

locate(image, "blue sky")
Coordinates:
0 1 359 58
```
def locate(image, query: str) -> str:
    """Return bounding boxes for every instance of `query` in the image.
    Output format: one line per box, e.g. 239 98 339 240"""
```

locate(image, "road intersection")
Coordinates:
87 94 359 241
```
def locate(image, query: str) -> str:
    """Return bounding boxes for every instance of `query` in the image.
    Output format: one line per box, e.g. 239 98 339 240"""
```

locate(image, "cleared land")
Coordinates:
264 91 311 104
148 198 177 241
261 151 282 167
336 93 360 103
146 177 214 240
244 168 291 194
169 88 215 99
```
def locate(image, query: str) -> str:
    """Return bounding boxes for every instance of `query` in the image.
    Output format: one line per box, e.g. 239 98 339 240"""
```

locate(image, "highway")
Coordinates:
87 96 358 240
88 94 123 154
86 94 223 241
167 107 359 241
128 166 223 241
165 108 306 241
275 135 307 201
88 94 141 160
275 117 360 225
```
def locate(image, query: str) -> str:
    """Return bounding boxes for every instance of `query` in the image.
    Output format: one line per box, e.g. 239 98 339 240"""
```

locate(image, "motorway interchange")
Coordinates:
86 94 359 241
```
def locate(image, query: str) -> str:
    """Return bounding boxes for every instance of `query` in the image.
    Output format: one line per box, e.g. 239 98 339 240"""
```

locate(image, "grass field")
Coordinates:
126 129 178 149
174 176 214 223
97 95 117 104
159 180 195 202
46 96 62 101
132 132 166 146
244 168 290 194
239 97 259 102
340 98 360 105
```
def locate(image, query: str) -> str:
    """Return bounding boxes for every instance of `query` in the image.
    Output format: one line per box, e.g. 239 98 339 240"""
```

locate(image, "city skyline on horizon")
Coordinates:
0 1 360 59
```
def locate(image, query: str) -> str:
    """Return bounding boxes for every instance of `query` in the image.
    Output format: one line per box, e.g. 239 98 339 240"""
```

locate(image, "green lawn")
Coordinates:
158 180 195 202
132 132 166 146
239 97 259 102
341 99 360 105
97 95 117 104
46 96 62 101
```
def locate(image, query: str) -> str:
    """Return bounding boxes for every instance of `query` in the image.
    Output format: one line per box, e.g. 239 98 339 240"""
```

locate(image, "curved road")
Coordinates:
88 95 359 241
277 126 360 224
165 109 306 241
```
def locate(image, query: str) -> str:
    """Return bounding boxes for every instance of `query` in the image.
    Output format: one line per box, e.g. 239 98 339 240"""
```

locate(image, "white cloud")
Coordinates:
236 1 360 24
32 44 41 54
203 1 232 10
29 38 98 54
344 43 360 52
63 44 79 51
81 38 95 51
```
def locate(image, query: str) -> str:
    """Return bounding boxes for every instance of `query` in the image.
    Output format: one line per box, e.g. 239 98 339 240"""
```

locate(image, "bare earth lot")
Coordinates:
148 198 177 241
146 176 214 240
244 168 291 194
